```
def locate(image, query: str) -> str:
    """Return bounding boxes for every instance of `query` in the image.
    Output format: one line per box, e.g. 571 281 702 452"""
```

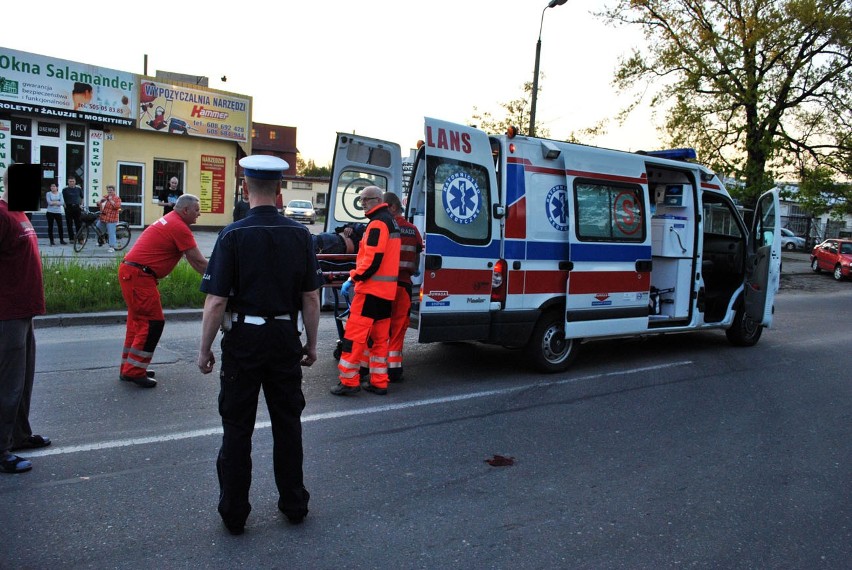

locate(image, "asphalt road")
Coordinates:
1 280 850 569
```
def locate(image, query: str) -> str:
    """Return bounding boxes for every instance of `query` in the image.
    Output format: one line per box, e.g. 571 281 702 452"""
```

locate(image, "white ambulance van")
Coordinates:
325 118 781 372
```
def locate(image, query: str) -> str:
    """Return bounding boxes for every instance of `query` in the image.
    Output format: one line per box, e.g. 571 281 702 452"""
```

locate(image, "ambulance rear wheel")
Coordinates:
725 303 763 347
525 312 580 373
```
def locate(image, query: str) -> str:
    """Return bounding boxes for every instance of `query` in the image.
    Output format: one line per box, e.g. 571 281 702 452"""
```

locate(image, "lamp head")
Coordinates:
548 0 568 7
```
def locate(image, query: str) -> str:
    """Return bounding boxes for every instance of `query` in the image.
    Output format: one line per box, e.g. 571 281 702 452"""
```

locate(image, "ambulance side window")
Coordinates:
425 155 491 245
574 180 645 242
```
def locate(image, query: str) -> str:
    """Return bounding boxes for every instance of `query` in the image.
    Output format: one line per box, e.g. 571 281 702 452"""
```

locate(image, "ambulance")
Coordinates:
325 118 781 372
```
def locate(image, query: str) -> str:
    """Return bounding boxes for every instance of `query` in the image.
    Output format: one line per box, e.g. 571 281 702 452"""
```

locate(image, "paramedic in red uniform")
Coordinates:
330 186 401 396
382 191 423 383
118 194 208 387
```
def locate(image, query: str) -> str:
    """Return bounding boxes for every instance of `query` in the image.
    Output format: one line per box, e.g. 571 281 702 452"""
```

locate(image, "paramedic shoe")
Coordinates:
329 382 360 396
360 382 387 396
120 374 157 388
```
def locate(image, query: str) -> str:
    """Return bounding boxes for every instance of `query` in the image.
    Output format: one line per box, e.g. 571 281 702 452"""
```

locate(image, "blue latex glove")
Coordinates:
340 279 354 301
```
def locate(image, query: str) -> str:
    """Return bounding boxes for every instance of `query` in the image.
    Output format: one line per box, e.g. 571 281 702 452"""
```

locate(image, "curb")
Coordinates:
34 308 203 329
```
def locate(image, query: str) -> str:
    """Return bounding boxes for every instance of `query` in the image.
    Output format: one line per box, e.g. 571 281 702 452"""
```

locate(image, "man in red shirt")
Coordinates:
118 194 208 387
1 166 51 474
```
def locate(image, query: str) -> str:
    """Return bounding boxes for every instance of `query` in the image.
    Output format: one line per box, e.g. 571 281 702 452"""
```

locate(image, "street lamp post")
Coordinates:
529 0 568 137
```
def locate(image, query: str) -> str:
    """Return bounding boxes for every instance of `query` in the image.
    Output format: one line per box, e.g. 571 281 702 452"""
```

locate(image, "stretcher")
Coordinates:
317 253 357 359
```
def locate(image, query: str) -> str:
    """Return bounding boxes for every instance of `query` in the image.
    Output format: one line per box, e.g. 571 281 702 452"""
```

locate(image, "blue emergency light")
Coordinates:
643 148 697 161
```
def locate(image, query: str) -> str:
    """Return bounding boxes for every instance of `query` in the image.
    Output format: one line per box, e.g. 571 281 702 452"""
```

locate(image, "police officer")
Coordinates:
196 155 323 535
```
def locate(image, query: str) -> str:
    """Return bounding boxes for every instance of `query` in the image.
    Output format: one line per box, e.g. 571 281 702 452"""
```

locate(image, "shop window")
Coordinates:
152 160 186 205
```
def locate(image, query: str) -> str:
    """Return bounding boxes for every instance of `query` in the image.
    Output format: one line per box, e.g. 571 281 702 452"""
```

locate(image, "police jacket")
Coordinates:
350 202 401 301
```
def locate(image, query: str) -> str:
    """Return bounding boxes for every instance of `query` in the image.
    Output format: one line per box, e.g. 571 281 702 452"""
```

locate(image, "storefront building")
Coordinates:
1 46 251 229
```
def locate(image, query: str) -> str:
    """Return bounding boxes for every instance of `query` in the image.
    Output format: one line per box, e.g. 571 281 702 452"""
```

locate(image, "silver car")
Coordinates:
283 200 317 224
780 228 806 251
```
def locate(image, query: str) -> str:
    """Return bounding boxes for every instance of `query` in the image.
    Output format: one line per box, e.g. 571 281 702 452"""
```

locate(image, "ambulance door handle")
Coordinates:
425 255 442 270
513 261 522 270
559 261 574 271
636 259 653 273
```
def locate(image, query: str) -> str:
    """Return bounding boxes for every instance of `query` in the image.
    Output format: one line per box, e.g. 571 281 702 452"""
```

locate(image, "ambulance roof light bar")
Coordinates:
641 148 698 161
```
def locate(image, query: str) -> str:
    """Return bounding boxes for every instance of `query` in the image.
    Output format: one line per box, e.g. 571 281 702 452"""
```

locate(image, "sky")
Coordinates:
4 0 660 166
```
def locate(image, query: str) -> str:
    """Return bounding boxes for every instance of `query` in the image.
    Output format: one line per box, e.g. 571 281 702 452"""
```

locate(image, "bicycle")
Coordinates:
73 208 131 253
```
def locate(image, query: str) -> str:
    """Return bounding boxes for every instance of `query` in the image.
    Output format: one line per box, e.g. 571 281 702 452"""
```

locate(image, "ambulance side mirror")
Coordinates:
493 204 505 219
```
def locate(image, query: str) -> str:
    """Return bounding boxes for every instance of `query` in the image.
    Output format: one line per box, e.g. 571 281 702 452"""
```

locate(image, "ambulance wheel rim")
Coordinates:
526 312 580 373
542 325 567 362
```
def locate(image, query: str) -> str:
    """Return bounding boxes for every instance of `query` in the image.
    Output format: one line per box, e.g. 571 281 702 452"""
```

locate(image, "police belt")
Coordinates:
232 312 292 325
123 261 159 279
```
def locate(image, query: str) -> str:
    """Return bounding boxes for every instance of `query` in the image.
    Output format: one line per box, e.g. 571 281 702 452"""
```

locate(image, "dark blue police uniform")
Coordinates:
201 204 324 525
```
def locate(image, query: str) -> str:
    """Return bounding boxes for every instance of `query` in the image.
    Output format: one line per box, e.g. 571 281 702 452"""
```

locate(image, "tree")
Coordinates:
470 81 551 138
797 165 852 219
602 0 852 207
296 157 331 178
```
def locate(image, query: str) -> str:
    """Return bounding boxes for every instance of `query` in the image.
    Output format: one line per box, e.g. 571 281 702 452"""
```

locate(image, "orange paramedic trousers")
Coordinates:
118 263 165 379
339 292 391 389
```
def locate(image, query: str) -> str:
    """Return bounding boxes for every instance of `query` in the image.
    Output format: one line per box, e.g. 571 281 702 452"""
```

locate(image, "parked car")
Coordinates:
283 200 317 224
810 238 852 280
780 228 806 251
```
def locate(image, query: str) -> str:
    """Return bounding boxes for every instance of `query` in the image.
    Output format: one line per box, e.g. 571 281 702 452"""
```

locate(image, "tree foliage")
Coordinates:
797 165 852 218
602 0 852 207
296 157 331 178
470 81 551 138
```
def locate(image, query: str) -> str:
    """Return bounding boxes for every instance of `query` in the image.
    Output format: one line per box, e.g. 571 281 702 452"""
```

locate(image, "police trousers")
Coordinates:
216 320 309 523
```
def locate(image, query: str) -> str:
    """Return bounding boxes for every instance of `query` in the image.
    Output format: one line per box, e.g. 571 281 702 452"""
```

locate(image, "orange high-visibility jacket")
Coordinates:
350 202 401 300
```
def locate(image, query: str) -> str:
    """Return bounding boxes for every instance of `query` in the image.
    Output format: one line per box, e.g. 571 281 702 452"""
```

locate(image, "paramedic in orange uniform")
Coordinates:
330 186 401 396
382 191 423 383
118 194 208 387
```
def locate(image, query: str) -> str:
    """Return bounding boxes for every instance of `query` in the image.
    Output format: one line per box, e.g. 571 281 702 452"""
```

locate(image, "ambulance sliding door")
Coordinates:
409 118 501 342
566 174 652 338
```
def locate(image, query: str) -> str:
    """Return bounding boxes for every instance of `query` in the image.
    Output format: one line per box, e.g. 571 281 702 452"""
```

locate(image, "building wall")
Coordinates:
104 129 238 228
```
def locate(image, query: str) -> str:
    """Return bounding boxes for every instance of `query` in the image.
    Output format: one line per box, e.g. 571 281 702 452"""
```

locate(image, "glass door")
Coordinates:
118 162 144 227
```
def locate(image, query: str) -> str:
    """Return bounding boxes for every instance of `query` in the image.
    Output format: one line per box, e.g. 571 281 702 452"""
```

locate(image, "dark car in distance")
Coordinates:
810 239 852 281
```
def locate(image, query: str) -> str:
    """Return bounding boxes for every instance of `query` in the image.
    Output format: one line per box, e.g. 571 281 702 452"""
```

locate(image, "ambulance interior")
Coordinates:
646 165 746 326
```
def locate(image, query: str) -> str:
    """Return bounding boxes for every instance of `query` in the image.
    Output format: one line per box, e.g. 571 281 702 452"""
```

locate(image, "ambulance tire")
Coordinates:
725 303 763 347
525 311 580 373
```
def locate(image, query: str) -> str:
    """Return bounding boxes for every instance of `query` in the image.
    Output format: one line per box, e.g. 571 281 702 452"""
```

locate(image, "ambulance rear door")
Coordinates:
564 151 653 339
326 133 402 228
744 189 781 326
407 118 501 342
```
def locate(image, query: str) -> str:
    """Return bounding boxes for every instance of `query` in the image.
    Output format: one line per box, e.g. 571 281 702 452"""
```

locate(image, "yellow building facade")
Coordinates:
0 46 251 230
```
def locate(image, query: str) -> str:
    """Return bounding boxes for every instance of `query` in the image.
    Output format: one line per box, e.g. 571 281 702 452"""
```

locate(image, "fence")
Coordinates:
782 215 851 248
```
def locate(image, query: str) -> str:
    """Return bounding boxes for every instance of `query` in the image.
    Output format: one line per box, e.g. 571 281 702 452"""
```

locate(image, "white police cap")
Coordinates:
239 155 289 180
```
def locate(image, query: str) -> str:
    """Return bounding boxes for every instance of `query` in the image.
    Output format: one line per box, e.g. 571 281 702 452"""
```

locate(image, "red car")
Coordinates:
810 239 852 281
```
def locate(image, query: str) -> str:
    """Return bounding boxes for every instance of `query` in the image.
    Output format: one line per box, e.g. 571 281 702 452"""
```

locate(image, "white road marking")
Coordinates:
24 361 692 458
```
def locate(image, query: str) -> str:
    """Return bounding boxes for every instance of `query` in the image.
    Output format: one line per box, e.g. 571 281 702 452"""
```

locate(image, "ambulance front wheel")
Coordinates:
525 311 580 373
725 303 763 347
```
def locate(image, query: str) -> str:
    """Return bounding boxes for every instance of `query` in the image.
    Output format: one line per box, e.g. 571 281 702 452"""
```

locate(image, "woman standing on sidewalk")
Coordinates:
45 184 67 246
96 185 121 253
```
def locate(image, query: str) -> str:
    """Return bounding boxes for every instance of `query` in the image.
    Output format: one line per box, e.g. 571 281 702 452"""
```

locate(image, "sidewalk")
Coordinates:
37 229 221 262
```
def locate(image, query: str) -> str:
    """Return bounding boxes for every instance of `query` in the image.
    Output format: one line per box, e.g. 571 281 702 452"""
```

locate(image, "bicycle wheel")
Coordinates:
73 225 92 253
115 223 131 251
